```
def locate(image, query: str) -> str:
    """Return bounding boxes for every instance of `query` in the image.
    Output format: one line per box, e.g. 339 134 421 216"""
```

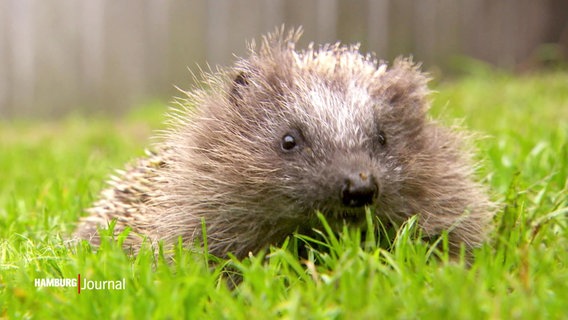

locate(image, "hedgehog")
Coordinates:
75 28 494 259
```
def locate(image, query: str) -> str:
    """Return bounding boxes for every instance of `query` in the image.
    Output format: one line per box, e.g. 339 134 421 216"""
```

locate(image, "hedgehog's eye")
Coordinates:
280 128 304 153
377 130 387 146
281 134 298 151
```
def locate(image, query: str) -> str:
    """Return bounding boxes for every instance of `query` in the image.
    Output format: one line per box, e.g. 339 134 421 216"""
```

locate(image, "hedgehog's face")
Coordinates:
214 48 430 231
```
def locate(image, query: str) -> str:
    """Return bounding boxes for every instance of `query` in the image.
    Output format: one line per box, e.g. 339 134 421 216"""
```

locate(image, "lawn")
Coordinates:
1 71 567 319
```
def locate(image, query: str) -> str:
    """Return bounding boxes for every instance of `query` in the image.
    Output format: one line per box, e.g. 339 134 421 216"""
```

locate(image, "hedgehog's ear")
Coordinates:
229 71 250 105
381 58 430 109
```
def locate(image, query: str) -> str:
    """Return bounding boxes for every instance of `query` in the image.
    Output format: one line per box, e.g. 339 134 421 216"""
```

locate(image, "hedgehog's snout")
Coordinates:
340 171 378 207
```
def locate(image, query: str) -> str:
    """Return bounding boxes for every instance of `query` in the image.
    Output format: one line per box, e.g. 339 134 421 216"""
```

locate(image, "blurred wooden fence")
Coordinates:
1 0 566 118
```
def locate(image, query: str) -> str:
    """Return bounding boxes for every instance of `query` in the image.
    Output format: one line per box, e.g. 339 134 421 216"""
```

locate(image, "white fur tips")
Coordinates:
377 63 387 75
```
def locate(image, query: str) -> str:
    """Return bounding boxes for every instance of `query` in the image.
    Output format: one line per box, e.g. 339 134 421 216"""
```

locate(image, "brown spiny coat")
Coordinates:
75 29 494 258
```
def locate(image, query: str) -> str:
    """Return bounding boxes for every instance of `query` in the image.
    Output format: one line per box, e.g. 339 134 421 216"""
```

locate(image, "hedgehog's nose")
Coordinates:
341 172 378 207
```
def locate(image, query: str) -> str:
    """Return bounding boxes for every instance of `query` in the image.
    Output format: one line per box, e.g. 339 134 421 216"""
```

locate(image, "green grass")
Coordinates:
1 72 567 319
